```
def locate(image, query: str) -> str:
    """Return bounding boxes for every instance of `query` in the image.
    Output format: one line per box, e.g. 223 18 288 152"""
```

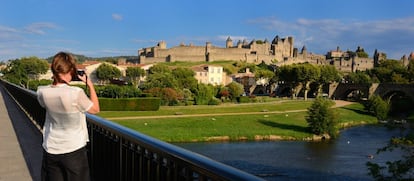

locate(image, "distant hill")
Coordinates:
45 53 138 63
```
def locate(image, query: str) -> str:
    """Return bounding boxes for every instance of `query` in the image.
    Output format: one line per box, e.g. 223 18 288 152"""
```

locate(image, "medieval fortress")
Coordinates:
137 35 395 73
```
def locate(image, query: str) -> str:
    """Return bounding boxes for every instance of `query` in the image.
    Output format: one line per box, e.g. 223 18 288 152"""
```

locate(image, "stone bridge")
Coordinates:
329 83 414 101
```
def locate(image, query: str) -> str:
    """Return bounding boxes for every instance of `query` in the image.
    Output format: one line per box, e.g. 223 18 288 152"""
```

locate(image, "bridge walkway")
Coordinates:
0 85 42 181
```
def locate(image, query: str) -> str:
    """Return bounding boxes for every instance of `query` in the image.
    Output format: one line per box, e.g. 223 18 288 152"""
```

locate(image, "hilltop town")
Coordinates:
3 34 414 91
136 35 413 72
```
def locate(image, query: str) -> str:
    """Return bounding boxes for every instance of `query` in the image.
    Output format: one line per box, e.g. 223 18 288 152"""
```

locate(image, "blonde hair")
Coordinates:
51 52 77 85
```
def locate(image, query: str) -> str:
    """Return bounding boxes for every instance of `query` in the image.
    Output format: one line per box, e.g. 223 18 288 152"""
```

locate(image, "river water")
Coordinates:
174 125 409 181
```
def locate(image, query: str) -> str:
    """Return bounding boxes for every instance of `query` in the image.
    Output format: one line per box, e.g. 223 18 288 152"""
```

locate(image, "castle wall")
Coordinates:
353 57 374 71
156 46 205 57
208 47 250 55
137 35 322 66
329 57 374 73
139 56 166 64
172 55 205 62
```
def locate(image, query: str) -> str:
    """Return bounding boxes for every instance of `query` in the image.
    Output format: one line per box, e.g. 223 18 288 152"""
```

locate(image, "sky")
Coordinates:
1 0 413 62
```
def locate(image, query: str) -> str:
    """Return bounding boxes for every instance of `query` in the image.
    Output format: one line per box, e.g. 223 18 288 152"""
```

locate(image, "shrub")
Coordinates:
99 97 160 111
364 95 389 120
306 97 338 138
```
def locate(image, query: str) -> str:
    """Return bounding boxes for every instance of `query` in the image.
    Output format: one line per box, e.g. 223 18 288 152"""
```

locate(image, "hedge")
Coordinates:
99 97 160 111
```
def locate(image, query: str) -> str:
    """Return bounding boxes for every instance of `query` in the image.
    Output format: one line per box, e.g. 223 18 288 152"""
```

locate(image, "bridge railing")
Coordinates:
0 80 263 181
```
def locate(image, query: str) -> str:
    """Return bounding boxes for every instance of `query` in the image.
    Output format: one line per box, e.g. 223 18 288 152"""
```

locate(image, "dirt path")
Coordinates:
106 100 355 120
332 100 354 108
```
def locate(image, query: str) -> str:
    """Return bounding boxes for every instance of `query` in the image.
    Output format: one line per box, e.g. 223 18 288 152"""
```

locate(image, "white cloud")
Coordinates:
24 22 58 35
112 13 123 21
247 16 414 59
131 39 159 44
0 26 22 42
217 35 250 42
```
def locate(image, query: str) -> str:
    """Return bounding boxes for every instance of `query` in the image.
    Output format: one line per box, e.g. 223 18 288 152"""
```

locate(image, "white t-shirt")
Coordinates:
37 84 93 154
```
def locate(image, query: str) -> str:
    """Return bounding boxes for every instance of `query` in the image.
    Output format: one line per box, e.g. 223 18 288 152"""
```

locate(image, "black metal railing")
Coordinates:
0 80 263 181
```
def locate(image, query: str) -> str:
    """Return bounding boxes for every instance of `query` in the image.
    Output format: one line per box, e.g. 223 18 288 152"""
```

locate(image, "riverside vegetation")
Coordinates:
98 99 378 142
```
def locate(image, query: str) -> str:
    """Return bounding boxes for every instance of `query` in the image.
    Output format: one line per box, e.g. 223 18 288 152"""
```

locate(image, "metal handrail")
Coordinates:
0 80 264 181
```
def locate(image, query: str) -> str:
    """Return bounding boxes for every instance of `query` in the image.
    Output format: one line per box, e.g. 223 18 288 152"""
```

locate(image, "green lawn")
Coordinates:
98 100 378 142
97 100 311 118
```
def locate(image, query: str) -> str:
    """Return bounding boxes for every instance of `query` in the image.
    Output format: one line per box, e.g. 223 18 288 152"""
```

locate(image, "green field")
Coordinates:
98 100 378 142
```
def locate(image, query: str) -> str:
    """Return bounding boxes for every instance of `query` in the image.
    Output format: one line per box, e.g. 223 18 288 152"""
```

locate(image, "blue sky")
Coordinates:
1 0 413 61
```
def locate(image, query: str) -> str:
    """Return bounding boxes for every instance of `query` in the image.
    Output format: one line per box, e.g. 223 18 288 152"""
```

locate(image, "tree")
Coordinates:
96 63 122 84
126 67 145 88
306 97 338 138
319 65 341 84
365 95 389 120
172 67 198 90
145 87 181 106
277 65 298 98
142 71 178 89
407 61 414 83
355 46 369 58
148 64 171 74
368 59 407 83
193 83 215 105
277 63 321 100
3 57 49 88
218 87 230 101
294 64 320 100
254 68 275 85
226 81 244 101
344 71 372 84
367 134 414 180
317 65 341 96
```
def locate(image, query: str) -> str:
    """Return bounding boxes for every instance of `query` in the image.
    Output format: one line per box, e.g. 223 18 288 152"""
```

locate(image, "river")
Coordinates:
174 125 409 181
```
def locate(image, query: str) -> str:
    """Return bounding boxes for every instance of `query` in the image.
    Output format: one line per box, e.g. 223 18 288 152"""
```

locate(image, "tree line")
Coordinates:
2 56 414 105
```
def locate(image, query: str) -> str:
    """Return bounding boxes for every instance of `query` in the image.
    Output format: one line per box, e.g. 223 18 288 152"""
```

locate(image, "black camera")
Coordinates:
72 69 85 81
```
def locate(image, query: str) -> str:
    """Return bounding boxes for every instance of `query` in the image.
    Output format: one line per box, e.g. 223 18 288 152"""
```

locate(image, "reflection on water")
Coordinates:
174 125 408 181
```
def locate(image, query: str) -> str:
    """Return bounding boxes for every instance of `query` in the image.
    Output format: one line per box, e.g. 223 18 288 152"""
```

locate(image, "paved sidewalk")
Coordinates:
0 86 42 181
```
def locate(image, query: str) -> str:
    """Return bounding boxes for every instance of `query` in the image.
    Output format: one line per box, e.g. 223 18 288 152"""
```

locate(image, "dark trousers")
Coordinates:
41 146 90 181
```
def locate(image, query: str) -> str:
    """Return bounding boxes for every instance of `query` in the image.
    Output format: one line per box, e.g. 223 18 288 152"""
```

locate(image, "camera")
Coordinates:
72 69 85 81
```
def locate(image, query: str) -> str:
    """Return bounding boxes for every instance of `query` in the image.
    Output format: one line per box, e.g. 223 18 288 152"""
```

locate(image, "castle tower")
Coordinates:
205 42 212 62
409 52 414 61
226 36 233 48
293 48 298 57
288 36 294 57
373 49 386 66
272 35 280 44
402 55 408 67
237 40 242 48
158 41 167 49
301 45 307 59
242 39 248 46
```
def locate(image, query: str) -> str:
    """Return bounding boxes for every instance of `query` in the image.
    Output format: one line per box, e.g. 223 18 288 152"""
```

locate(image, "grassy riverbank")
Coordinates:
99 100 378 142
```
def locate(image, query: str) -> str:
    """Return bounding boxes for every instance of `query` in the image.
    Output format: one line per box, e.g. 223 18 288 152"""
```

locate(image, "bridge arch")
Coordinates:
375 83 414 102
330 83 371 100
380 89 414 117
381 90 407 101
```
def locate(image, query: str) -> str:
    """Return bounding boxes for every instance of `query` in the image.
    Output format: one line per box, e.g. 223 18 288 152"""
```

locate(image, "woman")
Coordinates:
37 52 100 181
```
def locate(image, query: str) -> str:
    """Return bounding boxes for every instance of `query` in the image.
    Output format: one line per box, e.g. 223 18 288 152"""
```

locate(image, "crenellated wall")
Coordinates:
138 35 298 64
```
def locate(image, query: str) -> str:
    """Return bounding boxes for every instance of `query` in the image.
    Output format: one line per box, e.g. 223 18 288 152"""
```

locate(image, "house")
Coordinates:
191 65 231 86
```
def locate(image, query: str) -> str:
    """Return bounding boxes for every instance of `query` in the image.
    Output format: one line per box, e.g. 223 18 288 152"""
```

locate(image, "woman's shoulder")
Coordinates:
67 85 84 92
37 85 51 91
